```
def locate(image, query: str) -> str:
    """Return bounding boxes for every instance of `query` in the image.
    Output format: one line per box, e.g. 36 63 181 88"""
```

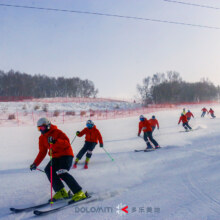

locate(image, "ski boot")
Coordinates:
73 158 79 169
49 188 69 202
84 162 88 169
155 145 161 149
146 141 153 150
70 190 87 202
73 162 78 169
84 157 90 169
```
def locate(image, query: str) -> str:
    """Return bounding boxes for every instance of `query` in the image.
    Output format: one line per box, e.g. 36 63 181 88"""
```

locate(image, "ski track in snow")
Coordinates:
0 105 220 219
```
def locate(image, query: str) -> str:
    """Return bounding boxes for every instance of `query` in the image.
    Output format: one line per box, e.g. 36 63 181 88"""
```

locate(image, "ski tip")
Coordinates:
10 208 16 212
10 207 23 213
33 210 43 216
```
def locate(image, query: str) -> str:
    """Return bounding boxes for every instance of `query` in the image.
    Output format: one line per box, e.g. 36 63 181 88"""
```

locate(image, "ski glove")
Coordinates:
100 143 104 148
137 133 140 137
48 136 56 144
76 131 80 136
30 163 37 171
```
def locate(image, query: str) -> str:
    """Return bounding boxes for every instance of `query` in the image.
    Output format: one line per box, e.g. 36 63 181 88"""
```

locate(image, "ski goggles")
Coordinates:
86 123 94 129
37 125 47 131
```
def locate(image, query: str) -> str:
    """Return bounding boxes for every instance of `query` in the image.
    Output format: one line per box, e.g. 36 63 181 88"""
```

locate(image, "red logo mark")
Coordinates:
121 205 128 213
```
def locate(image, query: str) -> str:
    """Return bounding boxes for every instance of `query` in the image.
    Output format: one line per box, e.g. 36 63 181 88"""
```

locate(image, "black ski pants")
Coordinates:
144 131 159 147
182 122 192 130
201 112 206 117
211 113 216 118
76 142 97 160
45 155 82 193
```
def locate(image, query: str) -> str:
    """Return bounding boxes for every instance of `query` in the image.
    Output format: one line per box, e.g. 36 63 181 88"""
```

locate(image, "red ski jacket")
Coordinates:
202 108 208 112
149 118 159 129
178 115 188 124
77 126 103 144
185 112 194 119
209 109 214 114
34 124 73 166
138 118 152 135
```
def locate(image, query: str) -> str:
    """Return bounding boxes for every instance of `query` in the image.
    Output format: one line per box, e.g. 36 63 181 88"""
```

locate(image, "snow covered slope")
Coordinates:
0 98 141 114
0 105 220 220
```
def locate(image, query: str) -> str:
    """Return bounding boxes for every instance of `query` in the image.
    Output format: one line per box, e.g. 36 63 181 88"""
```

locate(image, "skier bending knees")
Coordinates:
178 113 192 131
138 115 160 149
73 120 103 169
185 110 194 121
149 115 159 133
201 107 208 117
208 108 216 118
30 118 86 203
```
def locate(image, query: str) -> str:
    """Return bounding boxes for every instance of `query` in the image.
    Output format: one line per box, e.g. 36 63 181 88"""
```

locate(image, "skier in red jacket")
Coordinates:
185 110 194 121
178 113 192 131
30 118 86 202
149 115 159 132
73 120 103 169
201 107 208 117
208 108 216 118
138 115 160 149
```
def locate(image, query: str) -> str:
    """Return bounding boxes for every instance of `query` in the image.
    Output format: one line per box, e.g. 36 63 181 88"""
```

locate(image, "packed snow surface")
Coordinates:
0 105 220 220
0 98 141 113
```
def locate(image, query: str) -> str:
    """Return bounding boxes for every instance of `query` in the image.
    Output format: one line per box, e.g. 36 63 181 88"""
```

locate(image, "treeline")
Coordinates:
0 70 98 98
137 71 220 105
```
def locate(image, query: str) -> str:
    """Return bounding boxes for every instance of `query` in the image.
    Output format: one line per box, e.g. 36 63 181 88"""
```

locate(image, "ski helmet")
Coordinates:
139 115 145 121
152 115 155 119
86 120 94 129
37 117 51 134
188 110 190 112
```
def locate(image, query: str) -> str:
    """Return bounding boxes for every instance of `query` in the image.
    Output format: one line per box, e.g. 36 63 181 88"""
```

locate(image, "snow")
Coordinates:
0 98 141 114
0 105 220 219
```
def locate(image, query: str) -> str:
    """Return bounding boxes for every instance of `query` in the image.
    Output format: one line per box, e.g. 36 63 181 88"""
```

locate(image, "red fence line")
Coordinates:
0 101 218 127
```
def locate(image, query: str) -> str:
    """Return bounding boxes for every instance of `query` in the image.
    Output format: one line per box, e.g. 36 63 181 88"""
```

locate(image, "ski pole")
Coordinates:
70 135 77 145
102 147 114 161
36 168 45 173
49 143 53 206
36 167 64 181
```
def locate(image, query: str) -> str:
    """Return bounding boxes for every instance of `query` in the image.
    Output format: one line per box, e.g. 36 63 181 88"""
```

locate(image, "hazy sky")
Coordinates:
1 0 220 99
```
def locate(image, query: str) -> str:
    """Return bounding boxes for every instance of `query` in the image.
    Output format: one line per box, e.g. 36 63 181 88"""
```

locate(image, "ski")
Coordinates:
33 194 95 216
10 201 50 213
134 149 155 152
179 129 193 133
10 191 73 213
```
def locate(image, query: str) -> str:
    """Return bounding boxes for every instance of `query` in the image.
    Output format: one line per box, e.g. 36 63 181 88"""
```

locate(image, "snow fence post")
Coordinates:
63 111 64 124
16 109 19 126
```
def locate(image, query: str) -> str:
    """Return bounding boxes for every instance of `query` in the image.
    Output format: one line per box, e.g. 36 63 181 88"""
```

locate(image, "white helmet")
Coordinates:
139 115 145 120
37 117 51 127
86 120 94 126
